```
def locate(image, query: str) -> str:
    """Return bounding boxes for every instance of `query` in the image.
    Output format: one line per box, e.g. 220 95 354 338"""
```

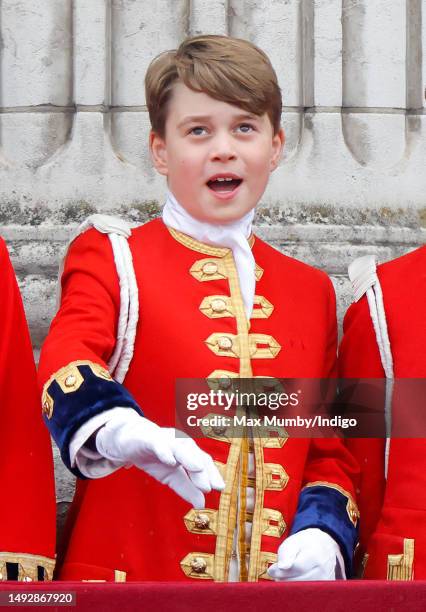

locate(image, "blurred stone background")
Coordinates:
0 0 425 514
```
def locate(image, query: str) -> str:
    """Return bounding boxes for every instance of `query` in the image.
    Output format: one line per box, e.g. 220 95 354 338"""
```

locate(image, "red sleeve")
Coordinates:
338 296 386 561
303 276 359 496
38 228 120 385
37 229 142 478
291 276 361 576
0 239 56 578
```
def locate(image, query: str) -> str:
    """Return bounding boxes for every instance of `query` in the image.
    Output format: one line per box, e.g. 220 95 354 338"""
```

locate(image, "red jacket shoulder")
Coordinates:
253 233 334 295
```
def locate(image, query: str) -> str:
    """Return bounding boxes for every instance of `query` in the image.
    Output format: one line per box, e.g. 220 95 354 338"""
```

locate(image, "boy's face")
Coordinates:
150 82 284 223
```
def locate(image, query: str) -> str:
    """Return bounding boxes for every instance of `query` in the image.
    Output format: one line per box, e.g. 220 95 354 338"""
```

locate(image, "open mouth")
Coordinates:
207 176 243 193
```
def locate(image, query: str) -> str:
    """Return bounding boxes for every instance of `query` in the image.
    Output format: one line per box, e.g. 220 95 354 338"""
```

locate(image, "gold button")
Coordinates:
218 336 232 350
211 298 227 313
212 425 227 436
194 513 210 529
65 374 77 388
202 261 218 275
191 557 207 574
218 375 232 389
263 379 277 389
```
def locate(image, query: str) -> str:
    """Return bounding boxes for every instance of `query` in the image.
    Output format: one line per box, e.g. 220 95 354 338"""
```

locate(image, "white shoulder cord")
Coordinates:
348 255 394 477
57 214 139 384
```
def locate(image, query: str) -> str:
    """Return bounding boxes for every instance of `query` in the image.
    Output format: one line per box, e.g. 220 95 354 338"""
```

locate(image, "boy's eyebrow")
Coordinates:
177 113 260 128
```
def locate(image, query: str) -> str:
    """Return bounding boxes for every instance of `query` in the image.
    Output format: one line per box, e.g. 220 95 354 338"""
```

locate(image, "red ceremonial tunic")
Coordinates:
39 219 359 582
339 245 426 579
0 238 56 581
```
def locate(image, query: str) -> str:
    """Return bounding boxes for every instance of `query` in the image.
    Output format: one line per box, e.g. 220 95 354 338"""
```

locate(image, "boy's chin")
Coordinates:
198 206 253 224
197 198 256 224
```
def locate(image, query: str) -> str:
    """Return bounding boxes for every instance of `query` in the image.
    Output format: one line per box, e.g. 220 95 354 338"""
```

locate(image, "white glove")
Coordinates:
268 528 346 581
95 410 225 509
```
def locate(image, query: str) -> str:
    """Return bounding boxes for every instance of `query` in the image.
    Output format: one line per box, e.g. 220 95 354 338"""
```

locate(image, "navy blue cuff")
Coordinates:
290 485 359 577
42 361 142 478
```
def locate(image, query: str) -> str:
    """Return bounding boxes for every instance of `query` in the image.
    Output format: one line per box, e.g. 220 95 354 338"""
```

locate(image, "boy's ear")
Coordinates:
149 131 168 176
270 128 285 172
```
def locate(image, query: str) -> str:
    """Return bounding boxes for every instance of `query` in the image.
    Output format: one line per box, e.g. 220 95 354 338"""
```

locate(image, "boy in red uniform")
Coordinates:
39 35 359 582
0 239 56 581
339 246 426 579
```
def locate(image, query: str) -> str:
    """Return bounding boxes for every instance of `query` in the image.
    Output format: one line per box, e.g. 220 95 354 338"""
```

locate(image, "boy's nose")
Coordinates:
210 136 237 162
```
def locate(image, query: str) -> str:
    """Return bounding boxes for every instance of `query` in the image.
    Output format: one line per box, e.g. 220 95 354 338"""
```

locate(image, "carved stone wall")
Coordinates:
0 1 425 502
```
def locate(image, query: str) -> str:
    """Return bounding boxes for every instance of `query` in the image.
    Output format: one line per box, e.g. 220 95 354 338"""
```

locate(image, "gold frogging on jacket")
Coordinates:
41 360 113 419
175 231 282 581
184 509 218 535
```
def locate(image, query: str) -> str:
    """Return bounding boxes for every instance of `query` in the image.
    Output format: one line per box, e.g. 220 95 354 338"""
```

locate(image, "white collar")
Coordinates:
162 192 256 318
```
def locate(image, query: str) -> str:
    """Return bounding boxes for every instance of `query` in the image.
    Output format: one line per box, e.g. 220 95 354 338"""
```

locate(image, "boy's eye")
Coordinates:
236 123 254 133
189 126 208 136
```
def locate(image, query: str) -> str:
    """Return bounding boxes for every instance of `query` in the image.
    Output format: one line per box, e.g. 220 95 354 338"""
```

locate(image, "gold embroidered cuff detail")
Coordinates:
42 391 54 419
0 553 55 581
205 333 240 358
387 539 414 581
261 509 286 538
181 553 215 580
251 296 274 319
258 552 278 580
184 509 218 535
303 481 360 527
200 295 234 319
346 497 360 527
249 334 281 359
42 360 113 418
190 258 228 282
55 364 84 394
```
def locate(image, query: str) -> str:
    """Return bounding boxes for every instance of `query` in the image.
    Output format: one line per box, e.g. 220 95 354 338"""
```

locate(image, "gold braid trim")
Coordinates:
0 552 55 581
42 359 112 395
42 360 113 418
387 539 415 581
168 227 255 256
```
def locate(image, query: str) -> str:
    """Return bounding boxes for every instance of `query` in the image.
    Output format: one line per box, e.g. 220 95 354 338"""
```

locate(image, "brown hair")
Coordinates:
145 35 282 137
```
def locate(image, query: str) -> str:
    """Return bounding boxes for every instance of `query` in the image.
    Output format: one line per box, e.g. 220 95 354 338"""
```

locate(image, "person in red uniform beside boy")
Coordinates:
0 238 56 581
38 35 359 582
339 245 426 579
